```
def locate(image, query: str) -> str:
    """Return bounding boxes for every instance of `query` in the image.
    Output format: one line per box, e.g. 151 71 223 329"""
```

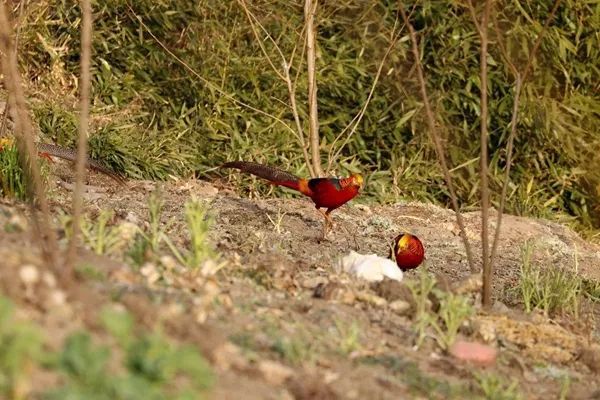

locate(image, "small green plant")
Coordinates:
475 372 523 400
406 269 473 350
582 279 600 303
0 140 49 201
405 267 437 348
45 307 214 399
272 335 314 365
431 291 473 350
0 297 44 400
164 198 221 271
519 241 582 316
334 319 361 356
127 190 167 266
0 141 27 200
80 210 123 255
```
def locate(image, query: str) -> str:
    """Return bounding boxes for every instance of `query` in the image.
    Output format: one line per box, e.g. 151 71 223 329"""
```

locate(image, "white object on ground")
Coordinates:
339 251 403 282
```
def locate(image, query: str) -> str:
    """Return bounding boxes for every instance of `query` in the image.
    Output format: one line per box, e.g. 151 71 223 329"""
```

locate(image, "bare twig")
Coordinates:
477 0 493 309
398 2 476 273
488 0 562 272
304 0 323 177
237 0 315 177
124 2 300 144
325 7 413 174
67 0 93 271
0 2 59 271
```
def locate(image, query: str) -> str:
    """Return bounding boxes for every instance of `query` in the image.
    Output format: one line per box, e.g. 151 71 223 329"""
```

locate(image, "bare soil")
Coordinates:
1 161 600 399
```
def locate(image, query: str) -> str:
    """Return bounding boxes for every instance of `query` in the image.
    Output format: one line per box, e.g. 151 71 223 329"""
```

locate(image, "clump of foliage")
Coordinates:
518 241 583 316
0 296 213 399
405 268 474 350
15 0 600 235
0 140 49 200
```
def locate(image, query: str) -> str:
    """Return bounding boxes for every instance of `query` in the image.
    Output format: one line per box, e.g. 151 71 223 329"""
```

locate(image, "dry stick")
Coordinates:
324 7 412 174
0 3 59 271
488 0 562 272
67 0 93 271
477 0 493 308
0 0 26 137
326 18 406 174
398 3 476 273
124 2 299 144
304 0 323 177
237 0 315 178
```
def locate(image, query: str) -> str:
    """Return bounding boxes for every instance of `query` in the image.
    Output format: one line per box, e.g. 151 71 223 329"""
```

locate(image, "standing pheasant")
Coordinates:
221 161 363 237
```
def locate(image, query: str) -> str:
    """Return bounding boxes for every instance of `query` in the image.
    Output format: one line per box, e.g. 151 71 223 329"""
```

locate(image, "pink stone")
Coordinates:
449 340 498 366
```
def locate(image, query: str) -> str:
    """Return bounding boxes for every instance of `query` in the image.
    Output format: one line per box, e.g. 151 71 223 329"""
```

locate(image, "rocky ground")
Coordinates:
1 161 599 399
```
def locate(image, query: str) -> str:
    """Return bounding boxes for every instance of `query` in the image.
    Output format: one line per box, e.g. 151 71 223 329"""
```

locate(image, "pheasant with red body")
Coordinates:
392 233 425 271
221 161 363 237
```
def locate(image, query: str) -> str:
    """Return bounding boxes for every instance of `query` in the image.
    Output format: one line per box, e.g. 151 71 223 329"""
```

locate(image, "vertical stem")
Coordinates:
398 3 476 274
479 0 493 309
67 0 93 269
0 2 60 273
304 0 323 176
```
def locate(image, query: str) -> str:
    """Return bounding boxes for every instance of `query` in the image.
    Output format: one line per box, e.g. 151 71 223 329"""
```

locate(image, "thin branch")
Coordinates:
304 0 323 177
398 2 476 273
326 31 400 174
124 2 299 141
488 0 562 272
66 0 93 272
478 0 493 309
237 0 315 177
325 5 415 174
0 2 60 272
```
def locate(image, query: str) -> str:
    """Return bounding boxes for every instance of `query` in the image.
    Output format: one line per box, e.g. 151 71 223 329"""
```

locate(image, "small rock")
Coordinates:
452 273 482 295
42 272 57 288
355 291 387 307
449 340 497 367
211 342 248 371
160 255 178 271
140 263 160 284
389 300 411 315
301 276 328 289
7 214 28 232
19 264 40 285
258 360 295 385
354 204 372 214
119 222 139 242
47 290 67 307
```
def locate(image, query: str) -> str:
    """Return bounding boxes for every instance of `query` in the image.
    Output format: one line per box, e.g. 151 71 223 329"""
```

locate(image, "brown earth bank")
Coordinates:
1 162 599 399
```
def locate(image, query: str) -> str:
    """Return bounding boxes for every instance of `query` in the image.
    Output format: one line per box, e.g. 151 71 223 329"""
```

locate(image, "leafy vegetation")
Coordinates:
518 240 584 316
406 268 474 350
0 296 213 400
6 0 597 238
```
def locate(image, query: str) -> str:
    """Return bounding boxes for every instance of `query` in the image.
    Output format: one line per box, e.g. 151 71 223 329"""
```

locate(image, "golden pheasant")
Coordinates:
392 233 425 271
221 161 363 237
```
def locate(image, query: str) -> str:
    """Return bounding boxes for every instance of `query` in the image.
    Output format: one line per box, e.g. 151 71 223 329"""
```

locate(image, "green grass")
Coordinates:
0 296 214 400
405 268 474 350
358 355 471 399
474 372 523 400
0 141 49 201
518 241 583 316
12 0 599 239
